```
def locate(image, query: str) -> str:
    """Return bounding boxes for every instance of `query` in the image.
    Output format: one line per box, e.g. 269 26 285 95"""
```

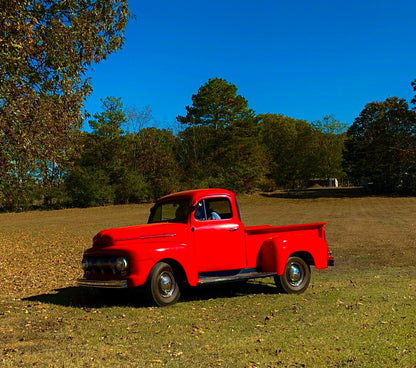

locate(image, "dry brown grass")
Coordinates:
1 190 416 367
0 205 152 298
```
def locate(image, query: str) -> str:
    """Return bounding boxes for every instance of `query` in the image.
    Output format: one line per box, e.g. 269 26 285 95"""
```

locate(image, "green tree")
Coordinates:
218 118 271 192
177 78 269 192
65 132 117 207
65 167 115 208
0 0 129 210
132 128 181 199
311 115 348 182
260 114 318 188
89 96 127 138
67 98 179 206
177 77 254 129
66 97 129 207
177 125 221 187
412 78 416 107
343 97 416 192
87 96 127 184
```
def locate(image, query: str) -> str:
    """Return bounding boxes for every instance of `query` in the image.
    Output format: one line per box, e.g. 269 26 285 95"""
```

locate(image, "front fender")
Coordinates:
129 242 198 287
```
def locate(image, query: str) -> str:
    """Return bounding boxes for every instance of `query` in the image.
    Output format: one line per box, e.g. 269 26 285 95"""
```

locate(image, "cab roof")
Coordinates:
156 188 235 203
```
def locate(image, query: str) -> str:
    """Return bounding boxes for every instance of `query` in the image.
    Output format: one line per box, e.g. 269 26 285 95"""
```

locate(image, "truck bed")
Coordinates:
245 222 326 235
244 222 327 270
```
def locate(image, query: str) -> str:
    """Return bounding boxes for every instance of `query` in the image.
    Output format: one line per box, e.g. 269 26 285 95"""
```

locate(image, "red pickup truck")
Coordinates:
78 189 334 306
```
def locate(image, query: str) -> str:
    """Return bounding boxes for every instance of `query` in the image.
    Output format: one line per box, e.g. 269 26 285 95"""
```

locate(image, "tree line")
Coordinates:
2 76 416 211
12 77 356 210
1 1 416 211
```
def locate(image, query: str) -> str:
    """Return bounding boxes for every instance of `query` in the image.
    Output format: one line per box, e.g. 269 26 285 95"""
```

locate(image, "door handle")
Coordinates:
229 226 239 232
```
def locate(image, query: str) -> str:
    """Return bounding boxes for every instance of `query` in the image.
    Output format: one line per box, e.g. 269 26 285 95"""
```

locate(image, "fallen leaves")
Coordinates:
0 228 87 299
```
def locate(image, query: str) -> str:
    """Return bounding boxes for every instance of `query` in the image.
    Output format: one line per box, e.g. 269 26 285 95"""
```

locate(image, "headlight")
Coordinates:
115 257 129 275
81 258 91 271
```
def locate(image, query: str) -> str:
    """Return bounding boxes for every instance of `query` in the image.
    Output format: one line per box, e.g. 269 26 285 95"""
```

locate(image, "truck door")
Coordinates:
192 197 245 273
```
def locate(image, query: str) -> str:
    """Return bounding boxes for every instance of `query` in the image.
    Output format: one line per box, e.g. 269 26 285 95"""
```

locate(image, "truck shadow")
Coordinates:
23 280 279 308
183 280 278 304
23 287 150 308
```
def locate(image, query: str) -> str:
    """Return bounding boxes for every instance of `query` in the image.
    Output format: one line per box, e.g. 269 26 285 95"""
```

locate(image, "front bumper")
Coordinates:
77 279 128 288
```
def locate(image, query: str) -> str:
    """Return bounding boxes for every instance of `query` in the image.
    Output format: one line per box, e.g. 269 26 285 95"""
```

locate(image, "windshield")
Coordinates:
148 199 190 224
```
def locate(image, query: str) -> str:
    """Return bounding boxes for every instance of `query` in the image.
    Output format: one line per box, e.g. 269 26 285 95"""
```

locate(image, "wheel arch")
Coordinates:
277 250 314 276
272 239 316 276
290 251 315 266
152 258 188 285
143 242 199 286
274 255 311 294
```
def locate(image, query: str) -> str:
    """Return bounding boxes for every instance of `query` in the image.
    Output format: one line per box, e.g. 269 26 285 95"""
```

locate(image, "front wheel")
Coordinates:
274 256 311 294
146 262 180 306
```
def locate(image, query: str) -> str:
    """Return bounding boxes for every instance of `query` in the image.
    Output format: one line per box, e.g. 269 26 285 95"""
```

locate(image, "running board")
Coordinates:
197 270 277 285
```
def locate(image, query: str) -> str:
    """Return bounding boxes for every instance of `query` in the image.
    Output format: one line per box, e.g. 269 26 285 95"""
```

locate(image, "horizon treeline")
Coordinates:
2 77 416 212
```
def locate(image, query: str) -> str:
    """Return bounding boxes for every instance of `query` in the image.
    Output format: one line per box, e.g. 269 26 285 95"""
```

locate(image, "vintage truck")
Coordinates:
77 188 334 306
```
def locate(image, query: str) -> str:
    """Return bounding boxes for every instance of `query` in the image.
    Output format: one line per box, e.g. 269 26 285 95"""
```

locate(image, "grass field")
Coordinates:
1 188 415 367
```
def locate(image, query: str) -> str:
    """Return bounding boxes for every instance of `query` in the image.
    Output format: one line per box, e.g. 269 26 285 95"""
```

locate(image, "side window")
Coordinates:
194 198 233 221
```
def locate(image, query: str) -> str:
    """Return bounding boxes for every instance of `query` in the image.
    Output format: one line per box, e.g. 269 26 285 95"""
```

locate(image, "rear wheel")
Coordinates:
146 262 180 306
274 256 310 294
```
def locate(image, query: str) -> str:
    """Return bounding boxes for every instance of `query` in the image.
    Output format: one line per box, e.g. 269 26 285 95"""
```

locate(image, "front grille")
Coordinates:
82 255 129 277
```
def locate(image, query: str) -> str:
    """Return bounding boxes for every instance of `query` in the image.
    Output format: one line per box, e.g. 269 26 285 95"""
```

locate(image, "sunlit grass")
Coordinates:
1 191 416 367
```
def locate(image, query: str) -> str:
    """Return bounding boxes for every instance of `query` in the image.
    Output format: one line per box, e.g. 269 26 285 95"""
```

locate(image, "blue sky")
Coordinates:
84 0 416 130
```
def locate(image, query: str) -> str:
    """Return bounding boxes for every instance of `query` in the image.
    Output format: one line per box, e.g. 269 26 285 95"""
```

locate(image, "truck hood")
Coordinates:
93 222 187 248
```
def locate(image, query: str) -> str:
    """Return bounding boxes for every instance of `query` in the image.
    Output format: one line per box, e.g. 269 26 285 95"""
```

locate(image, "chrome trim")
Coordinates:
198 271 277 285
138 233 177 240
115 233 176 241
77 279 128 288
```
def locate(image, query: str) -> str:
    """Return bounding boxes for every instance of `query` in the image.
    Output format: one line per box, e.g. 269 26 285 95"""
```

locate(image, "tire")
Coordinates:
146 262 180 306
274 256 311 294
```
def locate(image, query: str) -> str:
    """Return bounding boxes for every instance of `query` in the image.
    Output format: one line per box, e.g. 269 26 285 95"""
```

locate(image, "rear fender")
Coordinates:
260 236 329 275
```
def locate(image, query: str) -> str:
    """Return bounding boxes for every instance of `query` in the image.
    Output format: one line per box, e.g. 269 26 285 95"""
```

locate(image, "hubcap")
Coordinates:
159 272 175 297
288 263 303 286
